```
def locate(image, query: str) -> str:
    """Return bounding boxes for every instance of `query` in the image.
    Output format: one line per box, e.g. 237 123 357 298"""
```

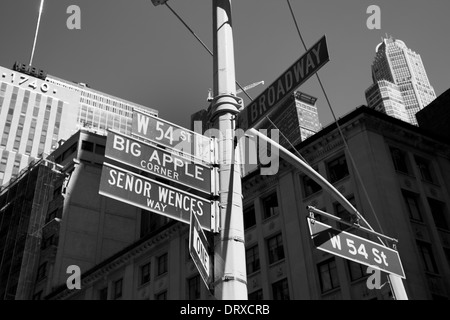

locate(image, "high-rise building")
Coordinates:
267 91 322 147
366 80 410 123
0 62 158 187
365 37 436 125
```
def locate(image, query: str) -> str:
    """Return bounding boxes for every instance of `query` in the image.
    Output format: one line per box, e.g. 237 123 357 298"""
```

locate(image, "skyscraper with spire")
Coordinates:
365 36 436 125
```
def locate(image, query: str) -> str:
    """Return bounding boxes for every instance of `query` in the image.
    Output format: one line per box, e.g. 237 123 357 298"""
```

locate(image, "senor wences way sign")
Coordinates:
132 109 213 164
99 162 215 232
105 130 215 195
238 35 329 131
307 217 405 278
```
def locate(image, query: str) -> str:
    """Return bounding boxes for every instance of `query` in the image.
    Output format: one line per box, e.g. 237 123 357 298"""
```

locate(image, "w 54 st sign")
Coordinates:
307 218 405 279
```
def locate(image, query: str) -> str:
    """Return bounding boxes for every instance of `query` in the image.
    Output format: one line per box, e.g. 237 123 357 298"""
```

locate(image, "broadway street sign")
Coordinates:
105 130 215 195
132 109 213 164
307 217 405 279
99 162 215 232
238 35 329 131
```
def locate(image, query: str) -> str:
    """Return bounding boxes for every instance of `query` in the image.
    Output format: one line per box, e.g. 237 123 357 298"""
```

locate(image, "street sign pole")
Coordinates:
211 0 247 300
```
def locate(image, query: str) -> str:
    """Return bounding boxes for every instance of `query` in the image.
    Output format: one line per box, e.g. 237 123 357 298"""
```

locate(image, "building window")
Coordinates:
99 287 108 300
95 144 106 155
36 262 47 282
428 198 449 230
347 261 367 282
248 289 263 300
155 291 167 300
417 241 439 274
140 262 151 286
41 234 56 250
267 233 284 264
113 279 123 299
157 253 168 276
243 204 256 229
302 174 322 197
81 140 94 152
272 278 290 300
415 156 434 182
327 154 349 183
262 192 279 220
390 147 410 174
402 190 423 222
187 275 200 300
317 258 340 293
246 246 260 275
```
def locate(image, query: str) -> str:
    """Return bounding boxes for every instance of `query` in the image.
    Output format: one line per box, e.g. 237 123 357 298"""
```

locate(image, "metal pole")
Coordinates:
211 0 247 300
249 128 408 300
307 206 399 244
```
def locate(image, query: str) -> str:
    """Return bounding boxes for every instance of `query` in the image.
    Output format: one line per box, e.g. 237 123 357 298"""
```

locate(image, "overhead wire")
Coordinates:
164 2 253 101
286 0 401 298
285 0 387 242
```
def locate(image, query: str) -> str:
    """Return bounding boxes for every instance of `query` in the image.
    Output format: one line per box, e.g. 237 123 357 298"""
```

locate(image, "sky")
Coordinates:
1 0 449 130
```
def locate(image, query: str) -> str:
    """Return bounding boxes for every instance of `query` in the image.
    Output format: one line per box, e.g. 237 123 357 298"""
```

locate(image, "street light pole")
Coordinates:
210 0 247 300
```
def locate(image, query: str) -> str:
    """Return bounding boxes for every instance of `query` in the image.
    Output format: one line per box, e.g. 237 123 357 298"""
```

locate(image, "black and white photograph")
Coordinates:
0 0 449 310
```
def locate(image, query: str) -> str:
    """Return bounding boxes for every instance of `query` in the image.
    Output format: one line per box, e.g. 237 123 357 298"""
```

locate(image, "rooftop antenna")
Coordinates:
29 0 45 66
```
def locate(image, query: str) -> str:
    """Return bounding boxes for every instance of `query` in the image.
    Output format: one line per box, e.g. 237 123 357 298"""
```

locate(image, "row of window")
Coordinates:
302 154 350 198
317 240 446 297
77 105 130 134
53 140 105 165
80 140 105 156
301 147 441 201
317 258 371 294
391 147 438 183
243 191 279 229
403 190 449 230
80 91 135 112
248 278 289 300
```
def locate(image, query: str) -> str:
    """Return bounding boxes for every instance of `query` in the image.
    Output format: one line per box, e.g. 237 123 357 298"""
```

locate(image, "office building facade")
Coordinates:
0 157 64 300
0 129 143 300
365 37 436 125
0 63 157 187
